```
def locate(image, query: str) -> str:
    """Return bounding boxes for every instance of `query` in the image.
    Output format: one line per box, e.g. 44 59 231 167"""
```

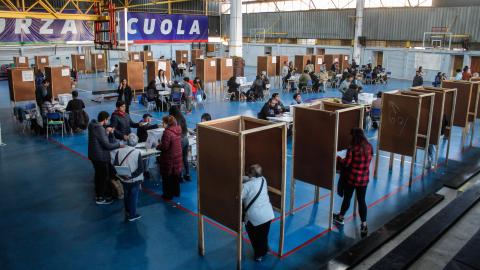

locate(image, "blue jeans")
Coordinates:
122 181 141 217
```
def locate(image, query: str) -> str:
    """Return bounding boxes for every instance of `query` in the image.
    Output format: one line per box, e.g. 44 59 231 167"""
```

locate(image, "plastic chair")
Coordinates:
170 91 185 111
370 107 381 129
46 112 65 138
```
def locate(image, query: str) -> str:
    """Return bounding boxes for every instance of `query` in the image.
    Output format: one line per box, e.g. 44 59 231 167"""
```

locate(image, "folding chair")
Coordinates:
46 112 65 139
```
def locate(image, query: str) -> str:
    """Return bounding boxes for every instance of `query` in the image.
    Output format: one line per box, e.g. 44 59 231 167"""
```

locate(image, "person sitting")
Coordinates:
372 91 382 110
145 80 159 109
342 84 359 104
291 93 302 105
310 71 320 92
412 70 423 87
66 90 88 132
462 66 472 81
455 69 463 80
258 98 279 120
35 79 50 107
113 133 144 222
41 94 55 117
339 74 353 94
227 76 240 101
137 113 159 143
110 101 139 141
272 93 288 114
249 76 266 101
305 60 314 74
242 164 274 262
155 69 168 91
298 70 311 90
433 72 442 87
201 113 212 122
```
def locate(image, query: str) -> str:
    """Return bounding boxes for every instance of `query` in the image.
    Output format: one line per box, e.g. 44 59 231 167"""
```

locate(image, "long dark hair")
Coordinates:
350 128 370 152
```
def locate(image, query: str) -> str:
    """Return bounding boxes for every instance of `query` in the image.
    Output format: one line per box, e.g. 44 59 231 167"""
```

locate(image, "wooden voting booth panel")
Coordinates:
197 116 287 265
45 66 72 97
140 51 153 68
196 58 217 83
340 55 350 70
90 53 106 72
322 101 363 151
324 55 340 69
8 68 35 102
276 56 289 76
311 55 325 73
13 56 29 68
146 60 171 83
34 56 49 73
71 54 86 72
119 61 144 91
294 55 310 73
129 52 141 62
257 56 276 77
442 80 471 128
400 91 435 148
216 58 233 81
469 82 480 120
176 50 188 63
191 49 204 61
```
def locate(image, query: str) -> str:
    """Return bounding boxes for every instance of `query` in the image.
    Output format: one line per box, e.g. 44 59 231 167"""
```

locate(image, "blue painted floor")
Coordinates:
1 67 479 270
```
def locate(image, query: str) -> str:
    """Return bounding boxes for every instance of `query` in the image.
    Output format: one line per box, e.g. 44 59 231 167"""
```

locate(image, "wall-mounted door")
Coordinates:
375 51 383 67
452 55 464 76
471 56 480 74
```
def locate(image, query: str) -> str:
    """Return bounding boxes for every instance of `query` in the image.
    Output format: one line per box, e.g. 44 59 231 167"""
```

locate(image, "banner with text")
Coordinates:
119 12 208 43
0 18 93 44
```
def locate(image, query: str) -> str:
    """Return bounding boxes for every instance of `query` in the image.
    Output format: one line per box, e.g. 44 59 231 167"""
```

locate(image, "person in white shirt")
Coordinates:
155 69 168 91
242 164 274 262
113 133 144 222
455 69 463 80
281 61 289 90
178 61 187 77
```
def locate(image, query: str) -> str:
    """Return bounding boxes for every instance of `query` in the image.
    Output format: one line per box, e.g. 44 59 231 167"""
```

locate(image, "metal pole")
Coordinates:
229 0 242 57
124 7 129 52
352 0 364 64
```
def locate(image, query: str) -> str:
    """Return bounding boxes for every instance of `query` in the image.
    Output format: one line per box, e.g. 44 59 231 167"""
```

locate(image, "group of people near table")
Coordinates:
227 72 270 102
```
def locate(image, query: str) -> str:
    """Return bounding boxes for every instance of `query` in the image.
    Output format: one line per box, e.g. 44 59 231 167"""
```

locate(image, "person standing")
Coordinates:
433 72 442 87
342 84 360 104
66 90 88 132
88 111 121 205
35 79 50 107
242 164 274 262
169 106 190 181
183 77 193 112
157 115 183 200
137 113 159 143
113 133 144 222
117 78 133 113
333 128 373 237
281 61 289 90
110 101 139 141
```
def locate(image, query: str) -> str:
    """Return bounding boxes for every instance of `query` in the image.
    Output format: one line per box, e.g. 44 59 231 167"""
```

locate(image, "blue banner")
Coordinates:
0 18 93 44
119 12 208 43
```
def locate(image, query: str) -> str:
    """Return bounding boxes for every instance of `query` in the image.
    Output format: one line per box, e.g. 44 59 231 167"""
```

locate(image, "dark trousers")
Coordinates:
122 181 141 217
181 136 190 177
161 173 180 199
91 160 112 199
340 185 367 222
245 221 271 258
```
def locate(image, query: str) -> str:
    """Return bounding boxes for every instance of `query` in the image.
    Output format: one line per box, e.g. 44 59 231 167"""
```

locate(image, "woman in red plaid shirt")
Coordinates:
333 128 373 236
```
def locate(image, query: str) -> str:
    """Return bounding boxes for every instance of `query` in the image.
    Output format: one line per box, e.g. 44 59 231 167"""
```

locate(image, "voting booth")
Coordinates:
197 116 287 269
34 56 49 73
176 50 188 64
216 58 233 82
13 56 29 68
147 60 171 83
196 58 217 84
90 53 106 72
191 49 204 61
294 55 310 73
410 86 457 165
129 52 141 62
276 56 289 76
71 54 86 72
120 61 144 93
257 56 276 77
311 55 325 73
291 101 364 228
45 66 72 98
373 91 435 182
8 68 35 102
140 51 153 69
442 80 479 148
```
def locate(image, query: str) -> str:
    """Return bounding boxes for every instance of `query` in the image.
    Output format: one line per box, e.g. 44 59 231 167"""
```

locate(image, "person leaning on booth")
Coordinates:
242 164 274 262
333 128 373 237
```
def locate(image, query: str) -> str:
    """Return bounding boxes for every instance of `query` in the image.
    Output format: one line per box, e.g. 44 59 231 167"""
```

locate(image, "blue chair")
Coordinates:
370 107 381 128
46 112 65 138
170 91 184 111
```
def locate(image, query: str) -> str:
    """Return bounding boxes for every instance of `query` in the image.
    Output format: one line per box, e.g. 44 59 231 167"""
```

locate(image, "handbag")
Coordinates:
242 177 264 223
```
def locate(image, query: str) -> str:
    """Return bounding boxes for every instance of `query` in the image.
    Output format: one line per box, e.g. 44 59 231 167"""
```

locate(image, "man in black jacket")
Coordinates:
117 78 133 113
412 71 423 87
258 98 279 120
342 84 359 104
137 114 159 143
111 101 139 141
66 90 88 132
88 111 122 205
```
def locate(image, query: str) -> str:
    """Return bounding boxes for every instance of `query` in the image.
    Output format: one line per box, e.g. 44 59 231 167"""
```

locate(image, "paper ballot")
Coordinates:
317 58 323 65
134 54 140 60
272 57 277 64
22 70 34 82
61 68 70 77
210 60 216 67
19 57 26 64
226 58 233 67
98 54 103 59
79 55 85 60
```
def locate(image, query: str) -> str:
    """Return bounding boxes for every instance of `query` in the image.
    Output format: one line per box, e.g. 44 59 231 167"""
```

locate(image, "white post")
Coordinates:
229 0 242 57
124 8 129 52
353 0 364 64
0 122 6 146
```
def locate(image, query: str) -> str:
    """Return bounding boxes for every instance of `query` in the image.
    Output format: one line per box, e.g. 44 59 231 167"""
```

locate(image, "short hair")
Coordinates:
456 69 462 73
97 111 110 122
377 91 383 98
201 113 212 122
162 115 177 127
272 93 279 99
116 100 125 108
142 113 152 119
114 64 118 67
347 74 354 79
293 93 300 100
72 90 78 98
126 133 139 147
304 70 308 73
349 83 359 90
247 164 263 178
183 77 190 82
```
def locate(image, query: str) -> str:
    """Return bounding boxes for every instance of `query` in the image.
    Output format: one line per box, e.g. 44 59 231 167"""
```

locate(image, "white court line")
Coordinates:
75 88 92 93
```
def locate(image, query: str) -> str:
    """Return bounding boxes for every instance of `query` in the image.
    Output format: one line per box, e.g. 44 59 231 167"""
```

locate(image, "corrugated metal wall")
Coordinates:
433 0 480 7
221 6 480 42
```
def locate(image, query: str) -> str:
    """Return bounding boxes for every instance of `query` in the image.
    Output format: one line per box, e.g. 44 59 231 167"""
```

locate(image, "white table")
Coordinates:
267 113 293 127
157 90 171 111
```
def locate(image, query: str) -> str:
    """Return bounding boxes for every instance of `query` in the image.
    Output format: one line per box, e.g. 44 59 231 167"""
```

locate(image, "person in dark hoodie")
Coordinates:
157 115 183 200
117 78 133 113
412 70 423 87
258 98 279 120
88 111 122 205
137 113 159 143
111 101 139 141
169 106 190 182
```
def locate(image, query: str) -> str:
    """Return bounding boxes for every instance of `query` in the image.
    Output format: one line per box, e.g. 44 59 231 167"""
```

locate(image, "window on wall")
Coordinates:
221 0 432 14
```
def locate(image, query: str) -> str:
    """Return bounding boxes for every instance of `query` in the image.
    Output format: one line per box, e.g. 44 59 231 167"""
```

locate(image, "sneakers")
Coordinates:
96 197 113 205
361 223 368 237
333 213 344 225
128 214 142 222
